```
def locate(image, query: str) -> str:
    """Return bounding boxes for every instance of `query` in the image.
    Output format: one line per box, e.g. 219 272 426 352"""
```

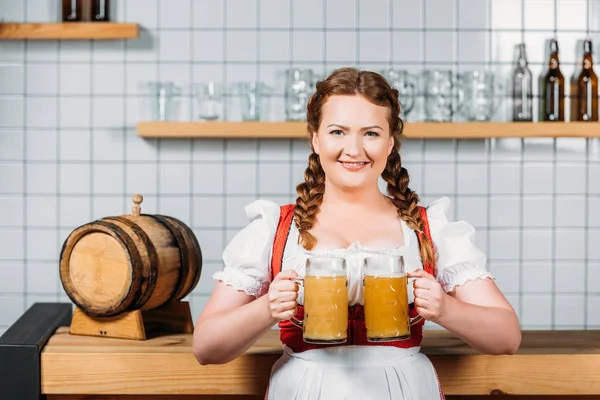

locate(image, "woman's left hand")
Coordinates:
407 269 448 323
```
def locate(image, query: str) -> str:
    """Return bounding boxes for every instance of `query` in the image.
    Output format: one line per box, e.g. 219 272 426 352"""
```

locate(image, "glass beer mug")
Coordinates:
363 254 422 342
291 256 348 344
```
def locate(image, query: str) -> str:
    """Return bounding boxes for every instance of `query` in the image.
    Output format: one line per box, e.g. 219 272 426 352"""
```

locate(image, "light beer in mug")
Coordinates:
363 254 421 342
363 274 410 341
303 275 348 343
291 256 348 344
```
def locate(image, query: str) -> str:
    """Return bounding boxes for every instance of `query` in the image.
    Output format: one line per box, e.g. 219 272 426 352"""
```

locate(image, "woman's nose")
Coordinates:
343 134 363 157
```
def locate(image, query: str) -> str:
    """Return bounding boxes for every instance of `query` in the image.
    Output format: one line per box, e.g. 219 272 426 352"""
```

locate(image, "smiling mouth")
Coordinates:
338 161 370 170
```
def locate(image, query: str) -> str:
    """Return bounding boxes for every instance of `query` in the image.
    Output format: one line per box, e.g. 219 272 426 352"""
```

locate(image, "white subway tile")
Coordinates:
0 196 24 227
227 0 257 28
159 31 192 62
458 0 489 29
159 0 192 28
0 295 24 327
0 130 24 161
159 163 191 194
260 0 290 28
425 0 455 29
27 262 59 294
193 0 224 28
26 164 56 194
0 262 24 293
326 31 356 62
59 164 91 195
327 0 356 28
192 163 224 194
555 228 586 260
26 196 58 228
0 163 24 194
522 229 552 260
555 196 586 227
0 98 25 128
491 0 522 29
457 163 488 194
521 294 552 325
193 196 225 228
359 0 389 29
488 229 520 260
26 229 58 260
293 0 323 28
93 164 124 195
259 162 291 195
225 163 258 195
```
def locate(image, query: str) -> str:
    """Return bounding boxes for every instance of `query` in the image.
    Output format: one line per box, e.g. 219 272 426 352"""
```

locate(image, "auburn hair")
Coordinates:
294 67 437 271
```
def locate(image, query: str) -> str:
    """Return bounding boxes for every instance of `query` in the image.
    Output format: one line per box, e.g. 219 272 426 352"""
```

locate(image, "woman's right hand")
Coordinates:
267 269 301 321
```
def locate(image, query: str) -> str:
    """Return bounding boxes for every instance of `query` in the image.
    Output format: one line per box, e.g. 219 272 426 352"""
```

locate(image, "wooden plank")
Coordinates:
40 328 600 396
405 122 600 139
136 121 600 139
41 328 600 355
137 121 309 139
0 23 139 40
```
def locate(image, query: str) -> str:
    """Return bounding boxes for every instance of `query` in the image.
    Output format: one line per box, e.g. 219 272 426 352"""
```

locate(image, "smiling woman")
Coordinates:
192 67 521 400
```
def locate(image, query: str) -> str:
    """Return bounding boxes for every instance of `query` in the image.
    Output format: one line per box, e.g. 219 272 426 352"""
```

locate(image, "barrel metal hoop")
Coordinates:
106 216 159 310
149 214 190 302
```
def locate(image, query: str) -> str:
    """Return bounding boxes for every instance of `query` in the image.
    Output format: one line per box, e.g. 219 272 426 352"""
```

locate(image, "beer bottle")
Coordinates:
512 44 533 121
572 39 598 121
539 39 565 122
91 0 110 22
62 0 84 22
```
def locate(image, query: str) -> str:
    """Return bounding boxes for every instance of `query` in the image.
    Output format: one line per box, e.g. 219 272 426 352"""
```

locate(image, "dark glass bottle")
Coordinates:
539 39 565 122
512 43 533 122
91 0 110 22
572 39 598 122
62 0 84 22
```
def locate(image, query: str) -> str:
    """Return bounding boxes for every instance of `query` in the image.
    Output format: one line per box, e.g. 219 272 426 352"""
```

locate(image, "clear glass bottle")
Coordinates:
512 43 533 122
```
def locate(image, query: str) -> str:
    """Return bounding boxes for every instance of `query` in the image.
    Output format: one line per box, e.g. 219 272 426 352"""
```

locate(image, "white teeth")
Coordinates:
342 162 366 167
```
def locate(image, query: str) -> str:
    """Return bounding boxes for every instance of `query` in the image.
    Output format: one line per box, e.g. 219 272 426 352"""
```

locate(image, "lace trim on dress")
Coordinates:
437 262 494 293
213 266 269 298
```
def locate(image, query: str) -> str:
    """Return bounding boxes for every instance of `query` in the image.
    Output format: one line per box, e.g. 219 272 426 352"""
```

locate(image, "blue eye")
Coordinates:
330 130 344 136
365 131 379 137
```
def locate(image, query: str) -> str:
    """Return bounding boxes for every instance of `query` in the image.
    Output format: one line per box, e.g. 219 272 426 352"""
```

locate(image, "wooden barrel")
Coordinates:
59 194 202 317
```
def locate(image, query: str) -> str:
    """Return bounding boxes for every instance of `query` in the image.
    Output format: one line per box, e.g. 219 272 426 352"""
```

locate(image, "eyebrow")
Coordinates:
326 124 383 131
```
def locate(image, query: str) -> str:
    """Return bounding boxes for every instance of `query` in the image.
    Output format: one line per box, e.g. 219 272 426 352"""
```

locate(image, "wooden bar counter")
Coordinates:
2 304 600 400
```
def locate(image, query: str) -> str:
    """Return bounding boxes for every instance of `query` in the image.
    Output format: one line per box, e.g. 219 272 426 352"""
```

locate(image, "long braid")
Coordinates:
294 153 326 250
382 151 438 274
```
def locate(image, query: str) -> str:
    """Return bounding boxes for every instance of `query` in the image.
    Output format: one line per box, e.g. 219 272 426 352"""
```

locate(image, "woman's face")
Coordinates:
312 94 394 191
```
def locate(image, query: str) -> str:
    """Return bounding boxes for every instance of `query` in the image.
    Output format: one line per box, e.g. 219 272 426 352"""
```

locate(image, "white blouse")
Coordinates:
213 196 494 303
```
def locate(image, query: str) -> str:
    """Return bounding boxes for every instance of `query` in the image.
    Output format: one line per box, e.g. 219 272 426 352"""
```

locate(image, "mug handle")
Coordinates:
289 278 304 328
407 277 424 326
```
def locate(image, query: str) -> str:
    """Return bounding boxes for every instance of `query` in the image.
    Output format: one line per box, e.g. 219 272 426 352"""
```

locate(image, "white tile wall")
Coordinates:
0 0 599 334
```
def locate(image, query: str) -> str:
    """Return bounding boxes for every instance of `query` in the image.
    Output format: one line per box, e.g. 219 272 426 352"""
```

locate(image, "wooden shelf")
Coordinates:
0 23 139 40
136 121 600 139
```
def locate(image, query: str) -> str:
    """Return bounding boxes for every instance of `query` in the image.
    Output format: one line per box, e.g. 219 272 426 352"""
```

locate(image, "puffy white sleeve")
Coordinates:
426 197 494 293
212 199 280 298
